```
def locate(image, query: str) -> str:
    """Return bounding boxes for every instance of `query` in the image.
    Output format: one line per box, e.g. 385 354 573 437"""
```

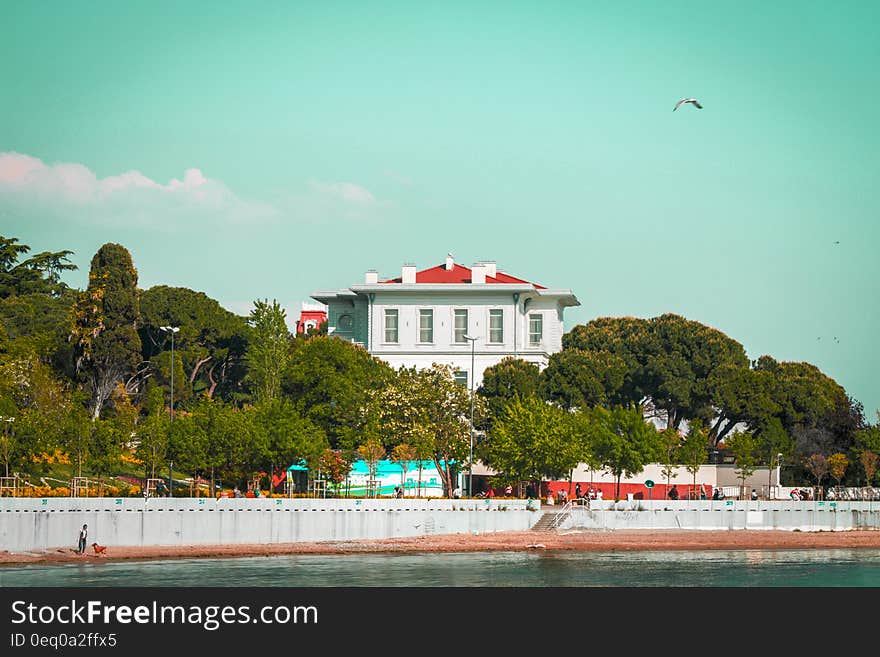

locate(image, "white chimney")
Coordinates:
471 263 486 284
482 261 496 278
445 253 454 271
365 270 378 284
402 263 416 284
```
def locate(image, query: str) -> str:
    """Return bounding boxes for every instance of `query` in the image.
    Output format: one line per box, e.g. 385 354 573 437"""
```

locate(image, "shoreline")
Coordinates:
4 528 880 567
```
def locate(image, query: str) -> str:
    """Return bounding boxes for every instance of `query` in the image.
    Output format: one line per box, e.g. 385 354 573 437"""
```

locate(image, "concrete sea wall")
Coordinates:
3 498 880 553
557 499 880 532
0 497 537 552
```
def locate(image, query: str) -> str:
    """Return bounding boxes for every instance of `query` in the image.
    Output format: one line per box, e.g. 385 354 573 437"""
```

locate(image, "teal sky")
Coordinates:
2 2 878 417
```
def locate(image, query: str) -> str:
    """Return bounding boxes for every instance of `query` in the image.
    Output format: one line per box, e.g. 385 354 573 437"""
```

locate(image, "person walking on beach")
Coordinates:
77 524 88 555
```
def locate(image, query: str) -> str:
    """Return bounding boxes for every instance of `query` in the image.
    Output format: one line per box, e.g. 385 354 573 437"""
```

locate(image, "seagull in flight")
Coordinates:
674 98 703 111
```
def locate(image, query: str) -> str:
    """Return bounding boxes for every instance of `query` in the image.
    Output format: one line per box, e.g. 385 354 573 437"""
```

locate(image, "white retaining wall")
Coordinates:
556 499 880 532
0 498 537 552
4 498 880 553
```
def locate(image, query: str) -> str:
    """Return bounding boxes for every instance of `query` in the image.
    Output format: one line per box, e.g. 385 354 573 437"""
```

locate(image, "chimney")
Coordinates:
445 253 454 271
482 261 496 278
365 269 378 284
401 263 416 284
471 263 486 284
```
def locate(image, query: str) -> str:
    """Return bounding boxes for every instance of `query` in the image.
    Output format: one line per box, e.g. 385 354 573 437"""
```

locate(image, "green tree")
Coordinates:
855 425 880 488
540 349 627 411
754 357 858 462
167 411 209 486
0 236 76 299
679 420 710 499
641 314 750 432
70 243 143 420
416 364 486 497
726 430 759 500
140 286 248 402
244 299 290 404
0 350 74 477
60 402 93 478
135 382 170 481
588 405 662 501
477 357 541 426
252 399 327 490
562 316 651 406
283 336 393 449
481 395 582 497
658 428 681 490
754 417 793 497
206 404 256 486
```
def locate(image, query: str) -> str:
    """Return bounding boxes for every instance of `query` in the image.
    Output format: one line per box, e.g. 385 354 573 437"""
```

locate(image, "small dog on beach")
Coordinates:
92 543 107 556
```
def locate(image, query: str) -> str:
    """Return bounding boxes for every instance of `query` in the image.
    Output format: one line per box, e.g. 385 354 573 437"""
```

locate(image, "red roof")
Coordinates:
381 263 546 289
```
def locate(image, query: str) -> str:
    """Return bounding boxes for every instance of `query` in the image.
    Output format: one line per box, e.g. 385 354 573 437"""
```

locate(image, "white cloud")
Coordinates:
0 151 278 229
308 179 377 205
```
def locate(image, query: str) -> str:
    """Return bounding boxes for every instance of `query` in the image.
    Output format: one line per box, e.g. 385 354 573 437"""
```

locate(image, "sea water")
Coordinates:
3 549 880 587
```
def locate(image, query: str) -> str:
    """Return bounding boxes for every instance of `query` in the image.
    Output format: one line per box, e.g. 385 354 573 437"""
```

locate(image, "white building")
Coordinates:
311 254 580 388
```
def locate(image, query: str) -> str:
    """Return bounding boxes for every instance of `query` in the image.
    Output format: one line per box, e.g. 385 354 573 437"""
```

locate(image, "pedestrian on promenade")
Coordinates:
751 489 758 500
77 524 88 555
575 483 582 499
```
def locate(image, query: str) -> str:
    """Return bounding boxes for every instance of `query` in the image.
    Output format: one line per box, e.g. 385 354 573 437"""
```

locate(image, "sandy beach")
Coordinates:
4 528 880 566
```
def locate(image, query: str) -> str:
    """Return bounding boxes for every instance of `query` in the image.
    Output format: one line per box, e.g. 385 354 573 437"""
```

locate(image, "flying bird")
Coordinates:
674 98 703 111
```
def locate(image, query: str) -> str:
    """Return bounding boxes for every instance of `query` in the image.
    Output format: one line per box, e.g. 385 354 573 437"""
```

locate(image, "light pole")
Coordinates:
160 326 179 498
776 453 783 500
160 326 180 421
464 335 478 498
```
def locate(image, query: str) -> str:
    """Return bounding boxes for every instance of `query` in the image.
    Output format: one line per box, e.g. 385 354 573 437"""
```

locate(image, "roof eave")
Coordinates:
351 283 537 293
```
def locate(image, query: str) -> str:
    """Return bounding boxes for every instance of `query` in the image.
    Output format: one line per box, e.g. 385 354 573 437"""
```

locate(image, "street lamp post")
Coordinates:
775 453 783 500
464 335 478 498
160 326 180 421
160 326 179 498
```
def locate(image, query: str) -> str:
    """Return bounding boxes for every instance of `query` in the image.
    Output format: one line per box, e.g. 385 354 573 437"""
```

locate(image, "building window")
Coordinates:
453 309 468 343
384 309 398 343
454 370 468 387
419 309 433 343
528 313 542 346
337 314 353 333
489 309 503 343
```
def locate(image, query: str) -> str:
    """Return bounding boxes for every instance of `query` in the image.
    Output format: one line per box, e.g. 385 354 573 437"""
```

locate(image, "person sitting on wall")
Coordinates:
712 487 721 500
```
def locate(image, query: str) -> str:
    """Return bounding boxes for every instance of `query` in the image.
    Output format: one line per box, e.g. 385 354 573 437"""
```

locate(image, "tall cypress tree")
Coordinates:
70 243 142 419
